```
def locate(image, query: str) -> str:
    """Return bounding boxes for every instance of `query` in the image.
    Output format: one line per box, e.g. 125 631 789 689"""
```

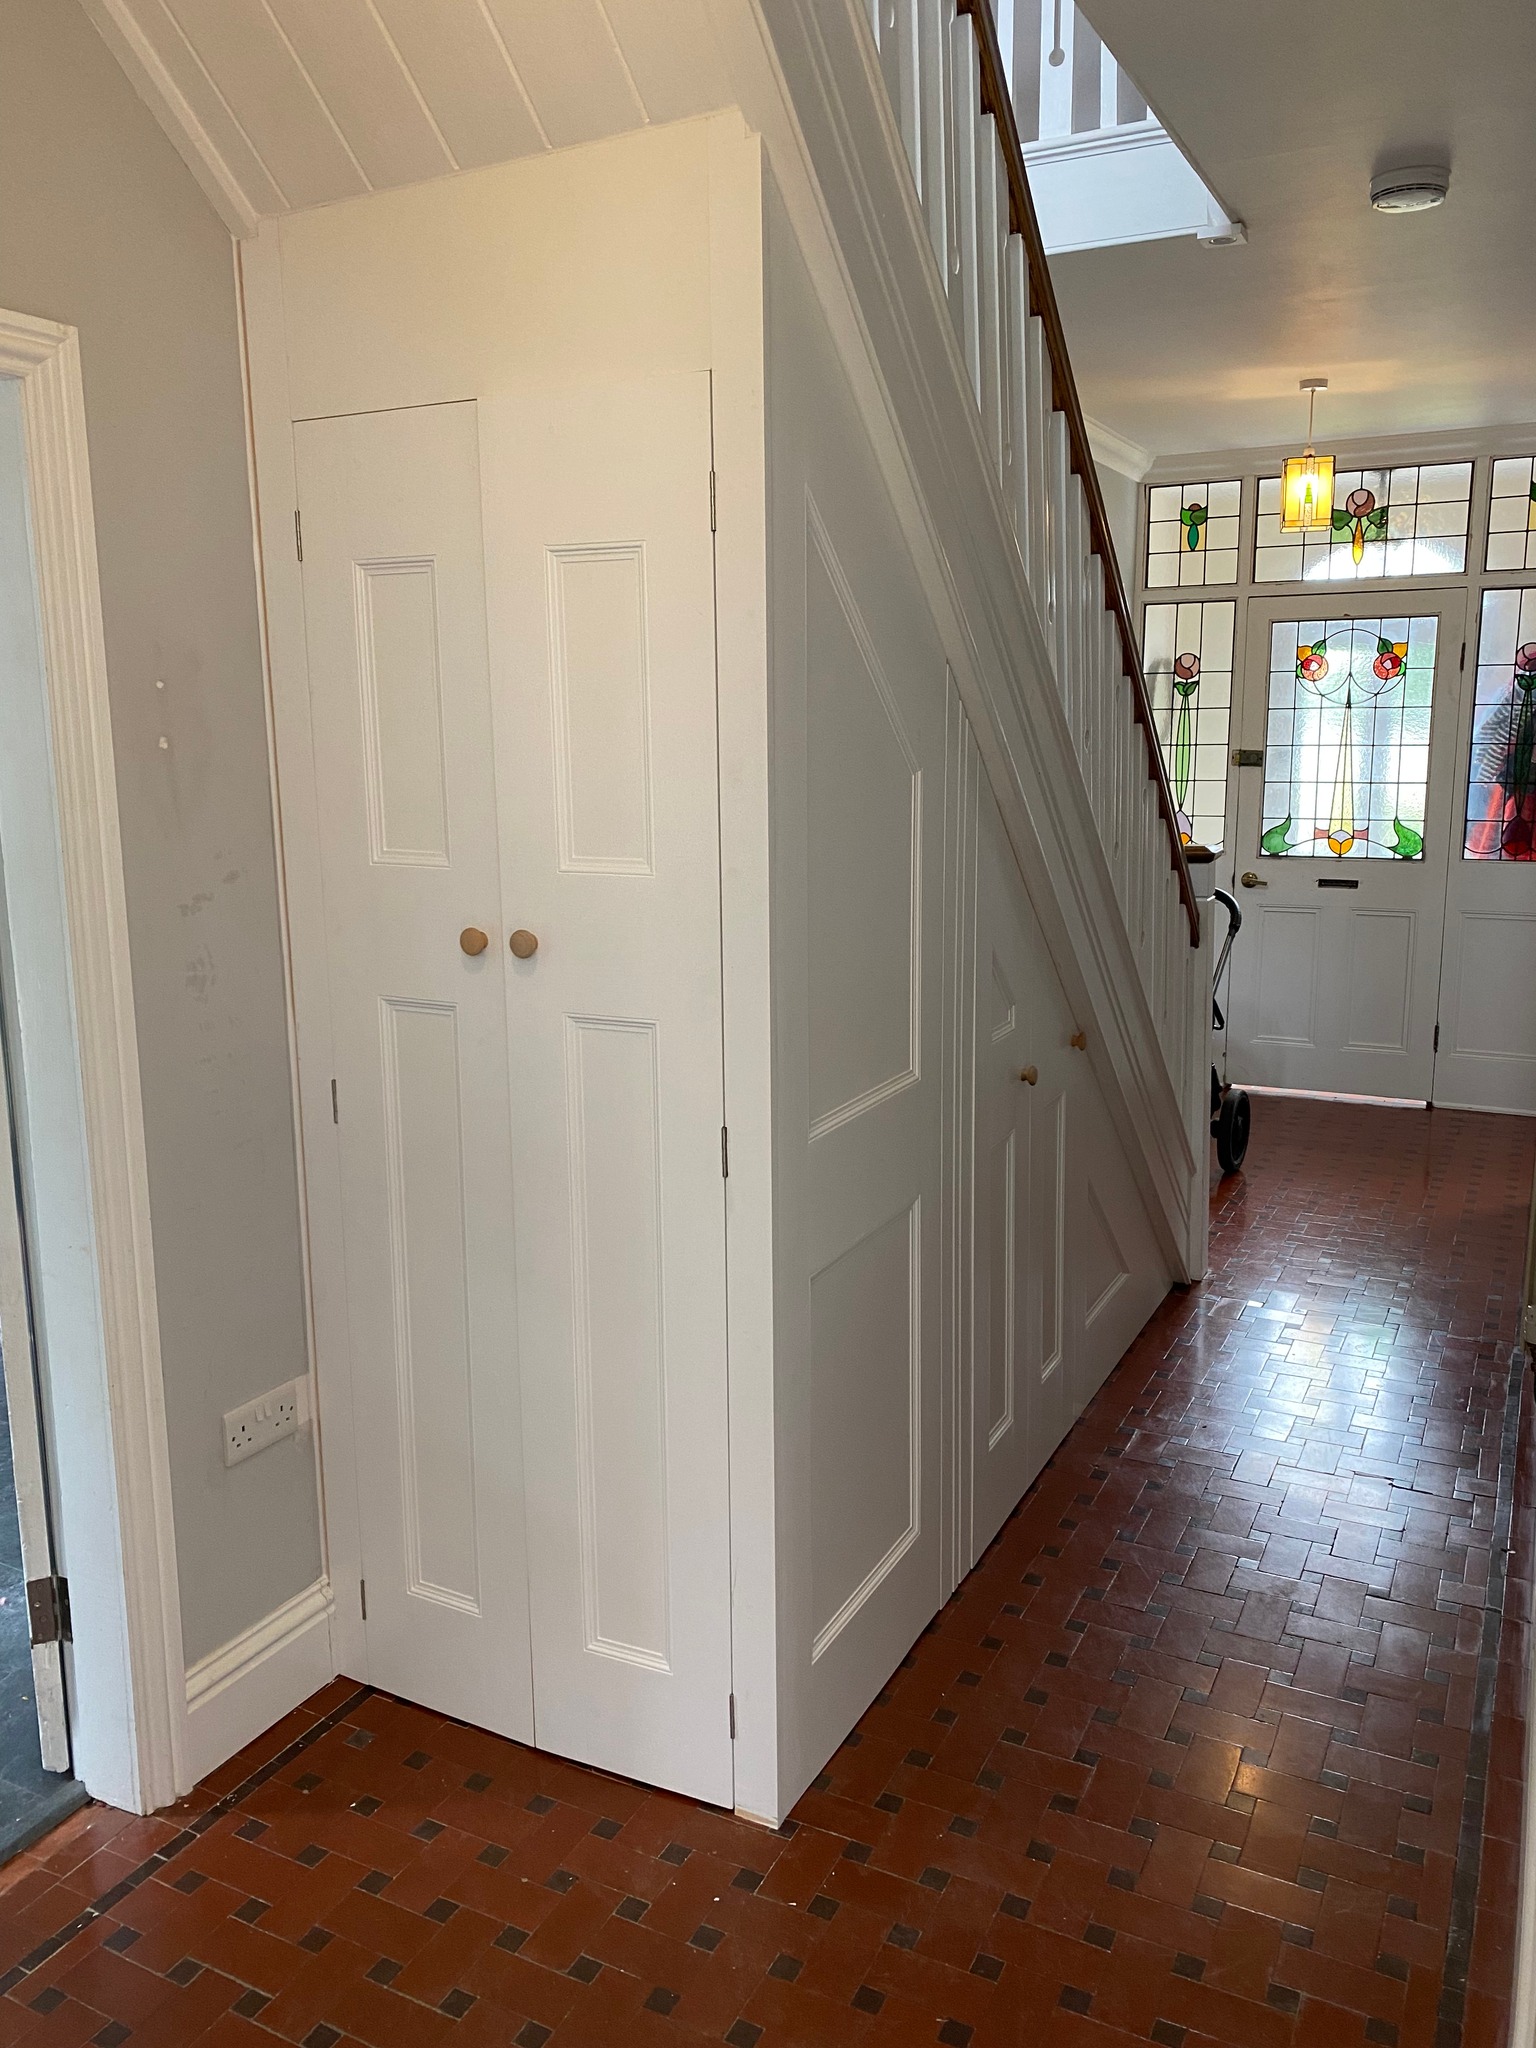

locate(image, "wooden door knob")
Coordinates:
1019 1066 1038 1086
1069 1030 1088 1051
509 929 539 959
459 927 489 956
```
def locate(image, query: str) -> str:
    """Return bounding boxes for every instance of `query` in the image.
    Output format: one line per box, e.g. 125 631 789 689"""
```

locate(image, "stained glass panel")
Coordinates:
1145 479 1240 587
1143 600 1233 849
1464 586 1536 861
1486 458 1536 573
1254 463 1470 583
1259 615 1438 860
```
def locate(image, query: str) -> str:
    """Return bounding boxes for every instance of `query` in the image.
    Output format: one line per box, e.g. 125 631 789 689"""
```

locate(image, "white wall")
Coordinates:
0 0 317 1666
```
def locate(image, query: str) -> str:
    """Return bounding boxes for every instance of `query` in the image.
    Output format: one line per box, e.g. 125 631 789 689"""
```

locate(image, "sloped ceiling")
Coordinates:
81 0 733 233
1059 0 1536 458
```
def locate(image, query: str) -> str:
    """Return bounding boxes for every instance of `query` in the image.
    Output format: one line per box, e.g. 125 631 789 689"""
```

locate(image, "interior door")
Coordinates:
479 376 733 1806
296 403 534 1740
1226 593 1465 1100
969 782 1069 1562
1433 582 1536 1112
0 997 68 1772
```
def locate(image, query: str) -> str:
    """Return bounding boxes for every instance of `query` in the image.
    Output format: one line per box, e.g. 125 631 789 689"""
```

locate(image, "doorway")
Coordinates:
1224 594 1465 1099
1139 450 1536 1114
0 993 84 1857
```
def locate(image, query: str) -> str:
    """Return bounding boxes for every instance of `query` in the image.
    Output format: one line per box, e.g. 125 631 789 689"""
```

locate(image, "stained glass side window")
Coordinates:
1145 479 1240 587
1254 463 1471 583
1464 586 1536 861
1259 615 1437 860
1143 601 1233 850
1486 458 1536 572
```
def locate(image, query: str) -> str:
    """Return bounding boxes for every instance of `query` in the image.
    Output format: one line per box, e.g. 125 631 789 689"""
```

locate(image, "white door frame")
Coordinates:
0 306 185 1813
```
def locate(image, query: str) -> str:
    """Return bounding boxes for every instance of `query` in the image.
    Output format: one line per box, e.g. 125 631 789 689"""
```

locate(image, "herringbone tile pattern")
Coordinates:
0 1098 1530 2048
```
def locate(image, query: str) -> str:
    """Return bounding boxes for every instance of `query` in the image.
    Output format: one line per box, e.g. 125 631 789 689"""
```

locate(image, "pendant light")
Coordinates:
1280 377 1334 533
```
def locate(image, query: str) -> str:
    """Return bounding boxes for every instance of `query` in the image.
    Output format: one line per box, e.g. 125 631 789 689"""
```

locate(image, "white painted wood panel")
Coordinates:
480 373 732 1805
766 195 946 1798
295 401 534 1738
968 776 1074 1559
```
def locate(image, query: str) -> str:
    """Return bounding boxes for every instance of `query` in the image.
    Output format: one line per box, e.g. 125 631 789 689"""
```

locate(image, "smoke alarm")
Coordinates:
1369 165 1449 213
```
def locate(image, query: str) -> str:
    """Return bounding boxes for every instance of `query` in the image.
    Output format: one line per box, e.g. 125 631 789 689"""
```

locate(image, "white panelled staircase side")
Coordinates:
91 0 1215 1824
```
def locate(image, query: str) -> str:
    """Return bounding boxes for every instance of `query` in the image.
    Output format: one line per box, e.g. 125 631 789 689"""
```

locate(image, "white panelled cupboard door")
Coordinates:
479 376 732 1805
969 781 1069 1562
296 403 534 1739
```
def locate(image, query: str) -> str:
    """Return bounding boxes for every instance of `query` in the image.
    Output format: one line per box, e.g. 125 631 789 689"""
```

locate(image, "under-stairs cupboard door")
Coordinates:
479 375 733 1808
970 783 1070 1562
294 402 534 1740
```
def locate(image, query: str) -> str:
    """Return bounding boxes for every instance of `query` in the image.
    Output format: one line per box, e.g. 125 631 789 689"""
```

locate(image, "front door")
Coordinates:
1225 594 1466 1100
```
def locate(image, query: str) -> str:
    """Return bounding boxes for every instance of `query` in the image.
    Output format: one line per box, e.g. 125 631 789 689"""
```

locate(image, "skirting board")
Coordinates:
182 1577 334 1787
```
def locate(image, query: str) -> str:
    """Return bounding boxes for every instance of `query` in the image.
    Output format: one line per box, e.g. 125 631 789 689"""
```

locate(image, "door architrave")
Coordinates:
0 305 185 1812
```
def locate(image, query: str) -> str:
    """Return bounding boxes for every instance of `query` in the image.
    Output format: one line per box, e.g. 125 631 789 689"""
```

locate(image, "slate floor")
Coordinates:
0 1096 1531 2048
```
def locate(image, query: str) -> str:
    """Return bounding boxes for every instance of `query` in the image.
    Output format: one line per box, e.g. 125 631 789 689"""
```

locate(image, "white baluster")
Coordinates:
977 124 1006 476
878 0 923 188
1022 314 1049 621
948 14 980 380
917 0 952 279
1045 409 1069 694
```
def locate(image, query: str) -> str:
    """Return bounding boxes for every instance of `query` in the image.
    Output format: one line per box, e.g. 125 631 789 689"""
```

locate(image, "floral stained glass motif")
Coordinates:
1259 615 1438 860
1145 480 1241 588
1486 458 1536 572
1143 601 1234 850
1465 586 1536 861
1254 463 1471 583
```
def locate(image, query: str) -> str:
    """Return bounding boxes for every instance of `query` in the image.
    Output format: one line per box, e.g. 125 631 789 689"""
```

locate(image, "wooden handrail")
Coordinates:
956 0 1199 946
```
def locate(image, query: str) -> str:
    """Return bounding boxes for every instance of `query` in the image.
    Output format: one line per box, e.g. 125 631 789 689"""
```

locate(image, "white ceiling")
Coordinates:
1061 0 1536 460
81 0 731 234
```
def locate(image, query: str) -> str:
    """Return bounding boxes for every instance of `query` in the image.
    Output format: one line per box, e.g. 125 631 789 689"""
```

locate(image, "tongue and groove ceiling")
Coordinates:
80 0 732 234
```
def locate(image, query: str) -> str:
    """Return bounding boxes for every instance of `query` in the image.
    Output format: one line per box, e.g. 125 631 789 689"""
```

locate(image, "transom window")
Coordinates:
1144 479 1240 588
1487 458 1536 572
1254 463 1471 584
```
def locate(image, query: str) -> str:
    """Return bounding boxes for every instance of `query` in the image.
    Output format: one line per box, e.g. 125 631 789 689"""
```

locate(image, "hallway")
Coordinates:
0 1097 1530 2048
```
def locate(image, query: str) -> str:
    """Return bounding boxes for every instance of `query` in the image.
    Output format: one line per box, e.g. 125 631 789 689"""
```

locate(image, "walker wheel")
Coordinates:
1214 1088 1250 1175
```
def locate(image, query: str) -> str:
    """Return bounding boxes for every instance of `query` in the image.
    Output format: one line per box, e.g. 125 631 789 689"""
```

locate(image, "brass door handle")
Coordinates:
459 927 489 956
1240 871 1268 889
509 929 539 959
1019 1066 1038 1086
1069 1030 1087 1051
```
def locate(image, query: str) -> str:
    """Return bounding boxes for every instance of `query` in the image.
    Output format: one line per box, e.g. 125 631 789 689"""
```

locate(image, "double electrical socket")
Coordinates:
223 1376 310 1468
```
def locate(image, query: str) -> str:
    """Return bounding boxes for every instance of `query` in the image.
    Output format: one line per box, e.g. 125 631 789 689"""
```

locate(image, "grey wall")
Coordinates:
1094 457 1141 583
0 0 320 1663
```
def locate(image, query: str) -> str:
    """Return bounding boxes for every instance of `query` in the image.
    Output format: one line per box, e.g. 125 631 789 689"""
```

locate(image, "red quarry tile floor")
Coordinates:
1 1097 1532 2048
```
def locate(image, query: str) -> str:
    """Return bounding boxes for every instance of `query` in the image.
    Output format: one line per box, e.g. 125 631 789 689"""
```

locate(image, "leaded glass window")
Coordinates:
1465 586 1536 861
1486 458 1536 573
1145 479 1240 587
1254 463 1471 584
1259 615 1437 860
1143 600 1233 849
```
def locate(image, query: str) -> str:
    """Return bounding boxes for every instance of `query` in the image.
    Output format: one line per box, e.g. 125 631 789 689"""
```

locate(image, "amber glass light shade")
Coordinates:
1279 451 1335 532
